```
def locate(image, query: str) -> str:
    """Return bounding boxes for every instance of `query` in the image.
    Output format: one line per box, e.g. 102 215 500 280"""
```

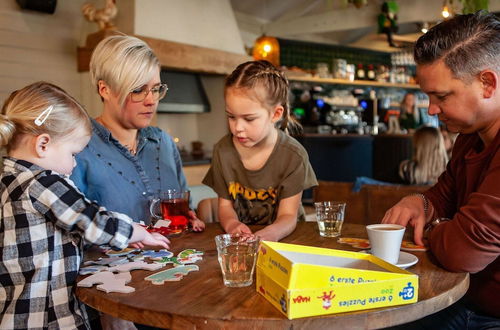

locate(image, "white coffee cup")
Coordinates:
366 224 405 264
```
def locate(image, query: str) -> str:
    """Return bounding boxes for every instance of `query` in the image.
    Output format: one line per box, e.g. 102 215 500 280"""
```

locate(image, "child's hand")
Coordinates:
130 223 170 249
226 221 252 235
190 218 205 232
254 227 280 242
141 231 170 249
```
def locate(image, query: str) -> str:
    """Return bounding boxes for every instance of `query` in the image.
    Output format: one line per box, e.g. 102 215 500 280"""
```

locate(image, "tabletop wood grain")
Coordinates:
76 222 469 329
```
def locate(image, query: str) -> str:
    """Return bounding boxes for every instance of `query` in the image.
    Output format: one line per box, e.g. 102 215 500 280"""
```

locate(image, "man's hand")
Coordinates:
381 195 428 246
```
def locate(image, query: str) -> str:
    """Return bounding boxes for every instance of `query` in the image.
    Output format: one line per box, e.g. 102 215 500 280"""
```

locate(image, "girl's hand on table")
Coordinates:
226 221 252 235
254 227 280 242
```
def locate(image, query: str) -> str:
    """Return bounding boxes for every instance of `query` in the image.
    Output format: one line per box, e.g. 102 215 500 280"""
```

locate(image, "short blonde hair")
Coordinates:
0 81 91 152
90 34 160 107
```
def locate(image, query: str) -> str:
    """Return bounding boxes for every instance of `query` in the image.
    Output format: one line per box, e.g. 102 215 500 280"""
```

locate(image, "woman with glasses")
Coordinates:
71 34 204 231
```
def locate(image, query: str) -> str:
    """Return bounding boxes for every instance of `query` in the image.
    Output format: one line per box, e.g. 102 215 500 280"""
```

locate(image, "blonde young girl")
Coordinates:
399 126 449 185
203 60 318 242
0 82 169 329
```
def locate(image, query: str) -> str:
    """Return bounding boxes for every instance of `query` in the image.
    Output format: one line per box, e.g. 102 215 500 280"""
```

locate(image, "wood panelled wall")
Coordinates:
0 0 93 105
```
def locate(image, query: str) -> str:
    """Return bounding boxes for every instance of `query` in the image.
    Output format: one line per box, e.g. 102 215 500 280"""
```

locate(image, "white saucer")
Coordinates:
361 250 418 269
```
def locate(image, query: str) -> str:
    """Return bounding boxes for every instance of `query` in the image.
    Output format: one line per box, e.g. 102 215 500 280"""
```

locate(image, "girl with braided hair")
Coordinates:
203 60 317 241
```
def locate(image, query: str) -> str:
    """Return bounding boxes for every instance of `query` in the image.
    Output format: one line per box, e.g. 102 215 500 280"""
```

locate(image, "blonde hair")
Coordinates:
90 34 160 107
0 81 91 153
225 60 302 135
404 126 449 184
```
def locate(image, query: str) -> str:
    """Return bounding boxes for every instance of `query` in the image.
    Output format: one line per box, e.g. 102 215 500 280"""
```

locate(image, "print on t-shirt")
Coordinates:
229 181 277 225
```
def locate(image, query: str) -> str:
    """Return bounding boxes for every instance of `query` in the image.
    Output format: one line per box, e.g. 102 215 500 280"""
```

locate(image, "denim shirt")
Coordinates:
71 119 188 224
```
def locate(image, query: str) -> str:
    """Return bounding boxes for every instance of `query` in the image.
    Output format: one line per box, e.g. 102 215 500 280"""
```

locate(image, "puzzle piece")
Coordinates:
107 261 165 273
153 256 183 266
78 271 135 293
338 237 427 251
105 248 140 257
177 249 204 259
153 249 203 266
79 265 108 275
145 265 199 285
83 256 128 267
142 250 174 260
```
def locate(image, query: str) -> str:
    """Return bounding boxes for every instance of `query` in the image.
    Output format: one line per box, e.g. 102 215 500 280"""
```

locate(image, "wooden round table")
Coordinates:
76 223 469 329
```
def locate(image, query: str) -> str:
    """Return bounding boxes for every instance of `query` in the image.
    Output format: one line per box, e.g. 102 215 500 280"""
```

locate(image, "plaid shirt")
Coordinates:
1 157 133 329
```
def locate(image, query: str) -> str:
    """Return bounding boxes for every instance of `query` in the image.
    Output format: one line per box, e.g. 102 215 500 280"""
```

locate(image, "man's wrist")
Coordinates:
424 217 451 232
411 193 429 218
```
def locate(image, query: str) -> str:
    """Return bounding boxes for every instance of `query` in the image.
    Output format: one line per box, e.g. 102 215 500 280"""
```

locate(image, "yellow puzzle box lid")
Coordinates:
256 241 418 319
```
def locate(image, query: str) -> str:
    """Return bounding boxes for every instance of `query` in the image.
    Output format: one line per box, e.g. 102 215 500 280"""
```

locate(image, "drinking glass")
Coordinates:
215 233 260 287
314 201 346 237
150 189 190 233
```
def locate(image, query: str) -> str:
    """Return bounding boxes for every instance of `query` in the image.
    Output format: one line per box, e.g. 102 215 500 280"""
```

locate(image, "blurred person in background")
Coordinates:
399 126 448 185
399 92 422 132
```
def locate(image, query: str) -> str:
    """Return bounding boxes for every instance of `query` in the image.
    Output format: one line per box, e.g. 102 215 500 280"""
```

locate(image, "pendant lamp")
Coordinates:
252 34 280 67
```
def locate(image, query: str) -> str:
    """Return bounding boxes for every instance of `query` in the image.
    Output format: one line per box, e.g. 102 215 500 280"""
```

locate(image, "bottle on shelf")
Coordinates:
356 63 366 80
367 64 376 81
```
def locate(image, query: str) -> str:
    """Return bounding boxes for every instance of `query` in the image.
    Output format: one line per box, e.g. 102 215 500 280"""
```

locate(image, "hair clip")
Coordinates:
34 105 54 126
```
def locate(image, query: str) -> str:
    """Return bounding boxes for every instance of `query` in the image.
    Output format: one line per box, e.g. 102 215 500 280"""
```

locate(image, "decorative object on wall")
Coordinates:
253 34 280 67
82 0 118 31
378 1 399 48
16 0 57 14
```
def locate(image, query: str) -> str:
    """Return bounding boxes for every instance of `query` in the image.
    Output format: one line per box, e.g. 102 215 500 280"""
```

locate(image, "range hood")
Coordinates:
158 70 210 113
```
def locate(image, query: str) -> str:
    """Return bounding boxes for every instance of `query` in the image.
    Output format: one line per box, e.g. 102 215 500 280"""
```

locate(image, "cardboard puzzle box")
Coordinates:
256 241 418 319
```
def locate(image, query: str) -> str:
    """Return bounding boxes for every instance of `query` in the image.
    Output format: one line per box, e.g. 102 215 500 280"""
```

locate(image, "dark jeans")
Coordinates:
387 298 500 330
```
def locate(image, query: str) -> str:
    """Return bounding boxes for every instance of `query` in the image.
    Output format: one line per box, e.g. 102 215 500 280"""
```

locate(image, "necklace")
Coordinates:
124 140 138 155
96 116 138 156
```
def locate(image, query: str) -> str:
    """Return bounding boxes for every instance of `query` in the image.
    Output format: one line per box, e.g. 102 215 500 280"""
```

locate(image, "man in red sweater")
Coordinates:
382 11 500 329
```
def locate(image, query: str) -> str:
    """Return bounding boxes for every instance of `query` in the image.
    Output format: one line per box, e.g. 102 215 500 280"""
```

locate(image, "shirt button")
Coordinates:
131 181 135 184
142 192 146 195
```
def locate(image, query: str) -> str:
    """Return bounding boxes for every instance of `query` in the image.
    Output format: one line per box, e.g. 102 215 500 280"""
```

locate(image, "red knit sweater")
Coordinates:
424 131 500 318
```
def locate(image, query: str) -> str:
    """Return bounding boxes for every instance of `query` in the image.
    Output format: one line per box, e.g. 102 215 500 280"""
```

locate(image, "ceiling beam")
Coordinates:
265 0 448 37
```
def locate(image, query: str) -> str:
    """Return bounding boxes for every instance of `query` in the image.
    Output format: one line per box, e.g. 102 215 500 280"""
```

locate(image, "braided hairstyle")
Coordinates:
224 60 302 135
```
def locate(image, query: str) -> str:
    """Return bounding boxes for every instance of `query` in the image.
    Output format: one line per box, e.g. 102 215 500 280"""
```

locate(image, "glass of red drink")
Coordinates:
150 190 190 234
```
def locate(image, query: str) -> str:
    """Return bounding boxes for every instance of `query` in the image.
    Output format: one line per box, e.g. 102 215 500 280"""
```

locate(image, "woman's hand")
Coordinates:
190 218 206 232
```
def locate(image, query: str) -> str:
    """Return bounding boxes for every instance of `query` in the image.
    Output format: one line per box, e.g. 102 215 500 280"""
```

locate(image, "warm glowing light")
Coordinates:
442 5 450 18
421 27 428 33
174 137 179 143
253 34 280 67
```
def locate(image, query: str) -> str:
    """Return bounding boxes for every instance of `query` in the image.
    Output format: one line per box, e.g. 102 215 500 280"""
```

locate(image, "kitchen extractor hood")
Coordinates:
158 70 210 113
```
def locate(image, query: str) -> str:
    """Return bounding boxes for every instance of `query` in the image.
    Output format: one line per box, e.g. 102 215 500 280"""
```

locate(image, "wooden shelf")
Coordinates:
77 30 251 75
288 76 420 89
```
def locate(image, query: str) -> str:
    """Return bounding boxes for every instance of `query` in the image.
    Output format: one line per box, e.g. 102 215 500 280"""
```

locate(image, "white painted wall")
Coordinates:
134 0 245 54
0 0 233 154
0 0 89 104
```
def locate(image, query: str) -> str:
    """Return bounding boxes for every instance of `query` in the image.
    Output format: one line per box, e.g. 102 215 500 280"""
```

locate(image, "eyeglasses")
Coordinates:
129 83 168 102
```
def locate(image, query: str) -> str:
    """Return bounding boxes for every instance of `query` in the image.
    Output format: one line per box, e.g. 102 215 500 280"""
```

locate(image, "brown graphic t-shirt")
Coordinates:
203 130 317 225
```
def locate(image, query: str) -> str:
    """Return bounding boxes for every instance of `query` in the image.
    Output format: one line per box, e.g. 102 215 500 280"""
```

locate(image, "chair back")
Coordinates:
196 197 219 223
